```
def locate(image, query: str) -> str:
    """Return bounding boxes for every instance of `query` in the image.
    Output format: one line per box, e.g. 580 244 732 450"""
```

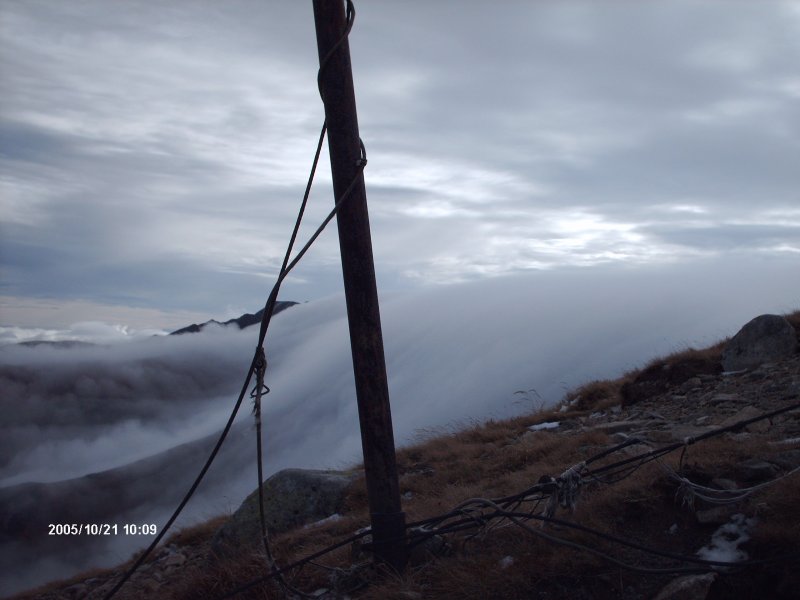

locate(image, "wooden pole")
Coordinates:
312 0 406 572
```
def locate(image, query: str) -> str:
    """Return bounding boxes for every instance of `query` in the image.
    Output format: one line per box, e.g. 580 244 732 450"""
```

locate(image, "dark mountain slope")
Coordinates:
169 302 298 336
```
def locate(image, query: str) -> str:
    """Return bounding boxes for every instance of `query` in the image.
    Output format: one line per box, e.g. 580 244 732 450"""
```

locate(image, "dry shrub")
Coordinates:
650 341 726 370
452 418 521 446
620 342 725 406
170 552 275 600
164 514 228 548
563 378 627 412
784 309 800 338
749 475 800 548
9 566 115 600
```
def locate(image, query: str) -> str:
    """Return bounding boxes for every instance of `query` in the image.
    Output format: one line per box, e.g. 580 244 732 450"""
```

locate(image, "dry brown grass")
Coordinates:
785 309 800 338
54 416 797 600
164 408 798 599
562 377 628 412
164 515 229 548
9 566 113 600
620 342 726 407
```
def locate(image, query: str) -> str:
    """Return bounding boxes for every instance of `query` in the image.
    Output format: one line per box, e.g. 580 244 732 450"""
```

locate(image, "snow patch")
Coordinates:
696 513 757 565
528 421 560 432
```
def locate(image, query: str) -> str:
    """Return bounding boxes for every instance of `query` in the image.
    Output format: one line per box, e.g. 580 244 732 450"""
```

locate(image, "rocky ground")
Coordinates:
571 353 800 452
10 313 800 600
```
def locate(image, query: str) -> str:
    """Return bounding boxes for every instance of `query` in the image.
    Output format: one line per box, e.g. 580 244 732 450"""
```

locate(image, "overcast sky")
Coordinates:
1 0 799 335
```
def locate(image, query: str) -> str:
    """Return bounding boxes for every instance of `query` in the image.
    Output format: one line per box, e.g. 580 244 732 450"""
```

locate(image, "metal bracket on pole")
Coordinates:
311 0 407 573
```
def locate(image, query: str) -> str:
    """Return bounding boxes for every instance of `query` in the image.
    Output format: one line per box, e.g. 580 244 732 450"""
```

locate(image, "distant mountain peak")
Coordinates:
169 301 298 336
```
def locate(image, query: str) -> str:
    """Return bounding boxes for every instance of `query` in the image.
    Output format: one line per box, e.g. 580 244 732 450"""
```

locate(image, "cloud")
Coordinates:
1 1 799 322
1 258 797 593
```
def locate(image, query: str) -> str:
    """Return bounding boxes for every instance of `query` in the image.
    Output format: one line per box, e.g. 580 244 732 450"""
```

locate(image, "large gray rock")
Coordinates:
722 314 797 371
212 468 359 558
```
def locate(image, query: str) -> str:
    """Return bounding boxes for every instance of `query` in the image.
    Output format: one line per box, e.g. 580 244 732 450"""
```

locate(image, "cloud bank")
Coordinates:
1 258 797 594
1 1 798 324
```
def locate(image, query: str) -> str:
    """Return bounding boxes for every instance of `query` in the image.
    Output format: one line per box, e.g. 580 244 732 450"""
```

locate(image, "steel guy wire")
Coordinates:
102 4 365 594
250 1 363 595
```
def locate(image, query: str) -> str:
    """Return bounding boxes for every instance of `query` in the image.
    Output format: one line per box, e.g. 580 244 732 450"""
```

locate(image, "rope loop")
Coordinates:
316 0 356 102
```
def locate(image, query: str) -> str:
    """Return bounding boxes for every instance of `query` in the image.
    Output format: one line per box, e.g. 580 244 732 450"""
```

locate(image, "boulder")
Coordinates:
212 468 359 558
653 572 717 600
722 314 797 372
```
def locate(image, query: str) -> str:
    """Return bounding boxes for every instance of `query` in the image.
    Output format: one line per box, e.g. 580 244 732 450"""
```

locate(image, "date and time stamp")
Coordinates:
48 523 158 536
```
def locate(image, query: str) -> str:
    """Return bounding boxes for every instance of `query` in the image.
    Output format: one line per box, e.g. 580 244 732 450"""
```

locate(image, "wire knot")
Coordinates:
543 461 585 520
250 347 270 421
355 138 368 167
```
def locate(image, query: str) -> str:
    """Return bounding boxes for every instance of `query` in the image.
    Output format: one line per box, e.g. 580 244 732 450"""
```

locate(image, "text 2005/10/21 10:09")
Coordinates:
48 523 158 536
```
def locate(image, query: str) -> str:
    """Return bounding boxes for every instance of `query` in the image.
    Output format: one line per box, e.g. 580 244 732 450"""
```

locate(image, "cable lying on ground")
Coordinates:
217 398 800 598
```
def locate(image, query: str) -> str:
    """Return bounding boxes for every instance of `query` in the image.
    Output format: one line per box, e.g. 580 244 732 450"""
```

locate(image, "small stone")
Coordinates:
407 527 449 565
140 578 161 593
710 393 740 404
771 449 800 470
643 425 715 444
65 583 88 598
164 552 186 567
653 572 717 600
498 555 515 569
695 416 711 426
681 377 703 392
641 430 675 443
746 371 768 381
718 406 770 433
696 506 737 525
710 478 738 491
587 420 650 434
735 458 779 483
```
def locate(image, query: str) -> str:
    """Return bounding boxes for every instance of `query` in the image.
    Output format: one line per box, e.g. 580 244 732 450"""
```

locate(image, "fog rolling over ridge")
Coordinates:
1 260 798 595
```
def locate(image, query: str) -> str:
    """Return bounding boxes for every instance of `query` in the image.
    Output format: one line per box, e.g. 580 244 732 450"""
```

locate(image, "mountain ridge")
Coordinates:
168 301 298 336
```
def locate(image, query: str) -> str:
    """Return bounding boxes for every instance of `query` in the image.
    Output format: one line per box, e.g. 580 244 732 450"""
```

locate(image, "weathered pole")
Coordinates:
311 0 407 572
